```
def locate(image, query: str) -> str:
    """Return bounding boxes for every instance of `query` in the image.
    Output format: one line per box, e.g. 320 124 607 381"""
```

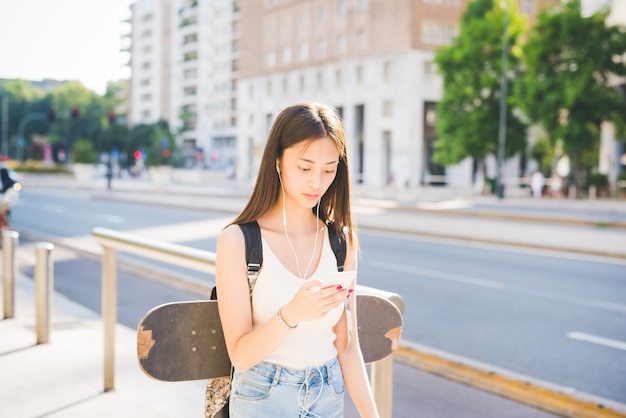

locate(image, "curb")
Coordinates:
395 345 626 418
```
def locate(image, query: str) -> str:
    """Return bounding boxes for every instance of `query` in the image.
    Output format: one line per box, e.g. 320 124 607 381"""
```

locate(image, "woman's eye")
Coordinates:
325 169 336 174
299 166 311 172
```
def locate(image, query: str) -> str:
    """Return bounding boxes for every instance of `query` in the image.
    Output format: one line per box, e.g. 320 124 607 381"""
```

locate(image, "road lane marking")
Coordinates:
43 204 65 213
567 332 626 352
370 261 504 289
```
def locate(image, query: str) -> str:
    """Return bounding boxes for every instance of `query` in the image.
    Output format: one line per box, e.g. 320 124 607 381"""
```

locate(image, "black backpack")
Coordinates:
210 220 346 300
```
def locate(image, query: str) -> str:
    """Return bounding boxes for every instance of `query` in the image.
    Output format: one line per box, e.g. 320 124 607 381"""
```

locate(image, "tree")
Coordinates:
129 120 178 167
432 0 528 169
516 0 626 193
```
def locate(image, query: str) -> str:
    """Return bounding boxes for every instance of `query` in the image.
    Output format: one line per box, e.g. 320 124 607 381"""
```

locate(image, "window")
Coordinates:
383 60 393 81
299 42 309 60
282 46 292 64
141 61 151 70
317 39 327 57
267 50 276 67
422 0 460 6
316 71 323 90
184 68 197 79
183 33 198 45
299 74 305 92
317 5 326 21
299 12 309 26
357 0 368 10
356 65 363 84
424 60 437 77
337 0 346 16
142 13 153 22
422 20 458 45
335 68 343 87
382 100 393 117
336 35 346 54
142 45 152 54
141 78 151 86
184 86 197 96
184 50 198 61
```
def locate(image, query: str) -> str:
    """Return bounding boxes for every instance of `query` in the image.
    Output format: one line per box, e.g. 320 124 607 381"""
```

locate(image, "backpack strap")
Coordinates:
209 220 262 300
239 221 262 294
327 223 346 272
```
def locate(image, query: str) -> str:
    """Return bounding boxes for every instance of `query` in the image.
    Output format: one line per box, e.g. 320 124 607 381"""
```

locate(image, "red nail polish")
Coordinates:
337 285 343 290
348 289 354 293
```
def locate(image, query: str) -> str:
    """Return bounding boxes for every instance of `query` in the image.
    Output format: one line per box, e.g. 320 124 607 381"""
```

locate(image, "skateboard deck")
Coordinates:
137 294 403 382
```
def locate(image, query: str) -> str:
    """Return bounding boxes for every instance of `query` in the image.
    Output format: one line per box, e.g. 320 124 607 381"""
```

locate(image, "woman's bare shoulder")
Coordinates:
217 224 245 250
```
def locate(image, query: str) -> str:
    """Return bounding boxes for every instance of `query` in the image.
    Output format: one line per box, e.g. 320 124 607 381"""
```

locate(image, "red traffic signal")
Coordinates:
71 106 80 119
47 108 56 121
108 112 116 123
133 150 142 160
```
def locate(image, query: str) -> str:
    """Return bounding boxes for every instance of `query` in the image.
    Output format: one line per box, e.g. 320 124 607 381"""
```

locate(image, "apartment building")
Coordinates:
129 0 173 127
235 0 557 189
128 0 238 168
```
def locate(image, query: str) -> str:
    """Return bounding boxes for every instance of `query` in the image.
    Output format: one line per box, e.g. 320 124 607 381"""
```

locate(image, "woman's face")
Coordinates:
278 136 340 209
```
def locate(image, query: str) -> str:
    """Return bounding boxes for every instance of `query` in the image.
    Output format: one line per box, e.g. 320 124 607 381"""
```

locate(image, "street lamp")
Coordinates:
496 0 509 199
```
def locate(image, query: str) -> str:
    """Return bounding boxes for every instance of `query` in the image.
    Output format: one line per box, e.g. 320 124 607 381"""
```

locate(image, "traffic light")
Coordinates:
108 112 116 123
47 108 55 121
71 106 80 120
133 150 142 160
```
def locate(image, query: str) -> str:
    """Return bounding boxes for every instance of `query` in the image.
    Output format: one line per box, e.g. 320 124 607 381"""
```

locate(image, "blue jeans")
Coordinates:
229 357 345 417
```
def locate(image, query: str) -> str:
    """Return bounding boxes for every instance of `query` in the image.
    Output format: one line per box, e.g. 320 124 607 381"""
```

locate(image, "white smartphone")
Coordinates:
320 271 356 289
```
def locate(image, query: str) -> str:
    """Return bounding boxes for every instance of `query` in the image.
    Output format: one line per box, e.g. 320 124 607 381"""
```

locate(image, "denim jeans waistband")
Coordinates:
241 357 339 386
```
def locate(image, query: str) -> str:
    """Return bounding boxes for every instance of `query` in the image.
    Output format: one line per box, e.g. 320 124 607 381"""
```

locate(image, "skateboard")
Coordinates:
137 294 403 382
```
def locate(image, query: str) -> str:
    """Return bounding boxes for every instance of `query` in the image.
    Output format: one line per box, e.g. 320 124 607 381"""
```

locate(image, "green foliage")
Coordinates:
130 120 178 167
515 0 626 190
11 160 72 174
71 139 98 164
530 138 554 173
432 0 529 166
585 173 608 189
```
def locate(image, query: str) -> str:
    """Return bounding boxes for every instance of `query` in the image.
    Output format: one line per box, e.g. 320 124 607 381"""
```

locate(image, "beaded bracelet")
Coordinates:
277 307 298 330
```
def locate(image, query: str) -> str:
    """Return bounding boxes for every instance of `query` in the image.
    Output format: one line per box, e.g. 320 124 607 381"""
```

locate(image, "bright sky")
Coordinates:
0 0 134 95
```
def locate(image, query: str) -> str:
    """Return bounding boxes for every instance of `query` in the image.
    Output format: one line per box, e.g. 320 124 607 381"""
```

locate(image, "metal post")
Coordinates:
1 94 8 157
496 1 509 199
102 246 118 392
35 242 54 344
2 231 19 319
371 355 395 418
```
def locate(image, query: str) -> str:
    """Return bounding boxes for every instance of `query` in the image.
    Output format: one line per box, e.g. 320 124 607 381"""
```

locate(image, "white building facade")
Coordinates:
234 0 552 191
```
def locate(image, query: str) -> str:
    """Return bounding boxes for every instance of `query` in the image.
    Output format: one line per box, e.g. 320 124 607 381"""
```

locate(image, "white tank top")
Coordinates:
251 227 344 369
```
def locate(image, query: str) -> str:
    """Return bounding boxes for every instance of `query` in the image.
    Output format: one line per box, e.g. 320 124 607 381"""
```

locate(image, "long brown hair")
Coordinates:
230 102 356 244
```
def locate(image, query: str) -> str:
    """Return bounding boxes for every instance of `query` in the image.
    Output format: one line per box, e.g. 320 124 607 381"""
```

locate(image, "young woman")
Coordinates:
216 103 379 417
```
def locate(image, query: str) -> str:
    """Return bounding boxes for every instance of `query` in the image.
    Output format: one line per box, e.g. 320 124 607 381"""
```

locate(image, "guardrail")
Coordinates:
92 226 404 418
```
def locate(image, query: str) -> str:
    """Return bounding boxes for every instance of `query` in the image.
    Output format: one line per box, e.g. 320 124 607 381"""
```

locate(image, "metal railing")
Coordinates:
92 226 403 418
2 231 54 344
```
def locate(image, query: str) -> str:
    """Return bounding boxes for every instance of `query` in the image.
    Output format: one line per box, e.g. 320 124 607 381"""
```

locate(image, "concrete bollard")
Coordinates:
35 242 54 344
2 231 19 319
